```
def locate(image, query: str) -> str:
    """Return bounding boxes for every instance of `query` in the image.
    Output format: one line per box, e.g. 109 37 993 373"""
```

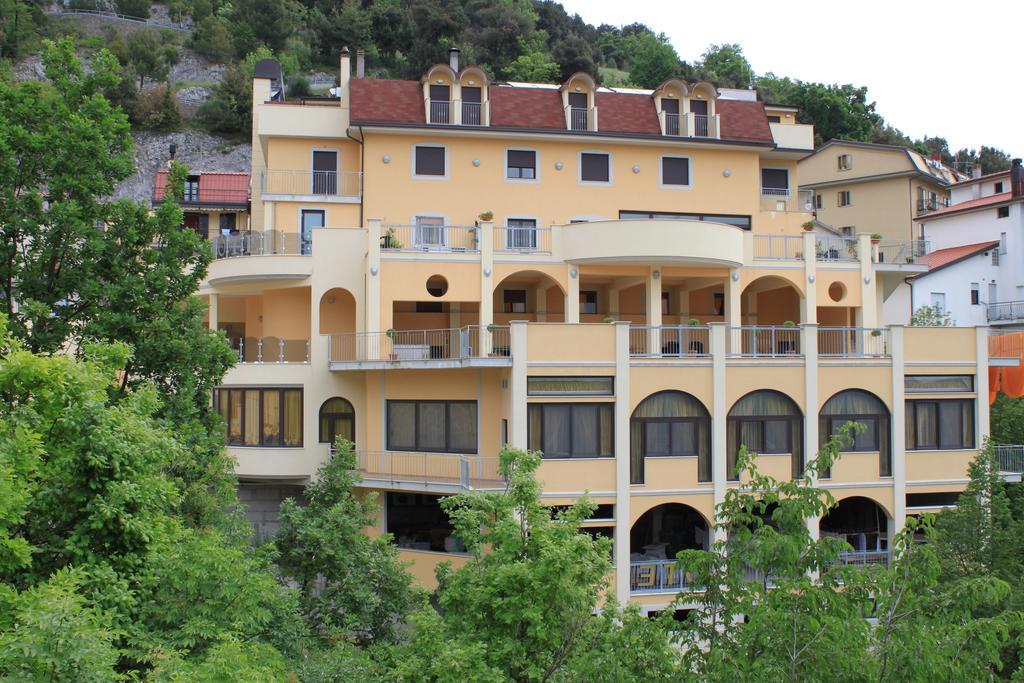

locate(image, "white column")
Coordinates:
802 322 820 539
859 233 878 328
802 232 818 324
566 267 580 323
608 289 620 319
509 321 528 449
480 221 494 355
647 268 662 353
709 322 727 545
208 293 218 331
976 325 991 441
535 285 549 322
890 325 906 536
614 321 631 604
366 218 382 335
725 271 741 327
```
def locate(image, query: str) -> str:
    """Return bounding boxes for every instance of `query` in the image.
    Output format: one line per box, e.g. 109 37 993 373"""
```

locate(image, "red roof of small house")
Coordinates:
347 79 776 144
153 171 250 205
922 192 1014 219
912 240 999 278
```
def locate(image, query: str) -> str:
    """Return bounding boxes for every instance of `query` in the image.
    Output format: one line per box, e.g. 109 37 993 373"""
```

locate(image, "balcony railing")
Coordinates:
231 337 310 363
817 327 890 357
354 450 503 490
728 326 801 357
663 111 681 136
760 187 791 197
628 325 710 357
630 559 690 593
494 225 552 253
994 445 1024 474
916 196 950 214
693 114 711 137
753 234 804 260
261 170 362 197
567 106 594 131
988 300 1024 323
815 236 859 262
428 98 451 124
381 224 479 252
461 100 484 126
210 230 307 258
835 550 890 567
876 240 929 264
329 325 510 363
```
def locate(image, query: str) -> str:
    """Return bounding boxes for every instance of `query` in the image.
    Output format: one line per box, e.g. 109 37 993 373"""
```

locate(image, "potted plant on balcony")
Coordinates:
386 328 398 360
687 318 700 326
801 220 815 232
381 227 402 249
478 210 494 222
603 315 616 323
783 320 796 327
870 328 883 337
870 232 882 244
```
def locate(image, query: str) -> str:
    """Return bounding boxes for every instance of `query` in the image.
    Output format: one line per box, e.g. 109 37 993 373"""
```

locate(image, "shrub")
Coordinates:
115 0 152 18
286 75 311 98
134 82 182 132
190 15 232 61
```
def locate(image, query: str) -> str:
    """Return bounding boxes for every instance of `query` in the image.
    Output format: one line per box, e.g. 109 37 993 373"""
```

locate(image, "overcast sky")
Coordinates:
557 0 1021 155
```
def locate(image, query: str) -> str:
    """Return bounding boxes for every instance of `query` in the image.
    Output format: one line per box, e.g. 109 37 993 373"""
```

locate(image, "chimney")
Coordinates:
1012 158 1023 198
339 46 351 103
449 47 460 72
356 48 365 79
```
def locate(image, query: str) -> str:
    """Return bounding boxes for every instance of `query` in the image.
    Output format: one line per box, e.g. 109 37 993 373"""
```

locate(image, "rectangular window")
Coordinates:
184 176 200 202
507 150 537 179
905 399 975 450
1000 232 1008 254
993 249 1000 266
312 150 338 193
219 213 237 233
387 493 457 553
505 218 538 250
998 206 1010 219
840 226 853 236
930 292 946 311
580 290 598 315
767 115 781 123
214 387 303 447
661 156 690 186
995 181 1004 193
413 145 446 177
503 289 527 313
905 375 973 393
661 291 670 316
760 168 789 192
838 153 852 170
528 403 614 458
970 283 980 305
815 193 823 209
580 153 610 183
386 400 477 453
527 376 614 396
838 190 851 207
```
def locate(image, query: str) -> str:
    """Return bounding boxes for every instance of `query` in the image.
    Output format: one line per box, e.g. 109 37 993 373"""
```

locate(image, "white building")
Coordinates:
908 159 1024 327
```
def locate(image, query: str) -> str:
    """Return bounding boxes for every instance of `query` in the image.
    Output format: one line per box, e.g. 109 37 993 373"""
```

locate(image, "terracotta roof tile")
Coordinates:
349 78 425 124
924 192 1014 219
717 100 773 142
594 91 660 135
914 240 999 277
488 87 564 128
153 170 250 204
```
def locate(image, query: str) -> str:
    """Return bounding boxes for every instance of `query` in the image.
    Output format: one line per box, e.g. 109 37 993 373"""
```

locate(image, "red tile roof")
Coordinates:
348 79 775 144
914 240 999 277
153 171 250 205
923 192 1014 219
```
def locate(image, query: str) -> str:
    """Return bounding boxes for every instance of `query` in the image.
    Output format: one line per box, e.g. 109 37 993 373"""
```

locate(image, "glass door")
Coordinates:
300 209 325 255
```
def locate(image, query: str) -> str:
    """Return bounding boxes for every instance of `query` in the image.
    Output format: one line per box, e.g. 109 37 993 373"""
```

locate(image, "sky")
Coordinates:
556 0 1022 155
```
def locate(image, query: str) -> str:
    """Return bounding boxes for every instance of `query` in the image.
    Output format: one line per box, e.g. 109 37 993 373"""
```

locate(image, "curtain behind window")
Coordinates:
417 403 447 451
262 390 281 446
388 402 416 451
244 390 260 446
448 403 477 452
283 390 302 446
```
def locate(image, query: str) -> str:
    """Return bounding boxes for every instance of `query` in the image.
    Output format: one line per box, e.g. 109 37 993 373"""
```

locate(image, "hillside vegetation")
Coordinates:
1 1 1013 168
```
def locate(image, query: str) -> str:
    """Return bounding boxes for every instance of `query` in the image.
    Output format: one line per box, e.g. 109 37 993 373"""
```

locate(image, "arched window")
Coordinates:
727 390 803 481
819 390 890 478
318 397 354 446
630 391 710 484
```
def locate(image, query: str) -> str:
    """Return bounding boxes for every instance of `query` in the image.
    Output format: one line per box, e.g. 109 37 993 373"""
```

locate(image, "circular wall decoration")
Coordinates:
426 275 449 298
828 281 846 302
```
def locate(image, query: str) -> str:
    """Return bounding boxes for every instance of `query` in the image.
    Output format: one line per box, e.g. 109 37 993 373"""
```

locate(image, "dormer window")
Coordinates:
561 73 598 132
661 98 680 135
461 86 481 125
568 92 588 131
184 175 200 202
428 84 450 124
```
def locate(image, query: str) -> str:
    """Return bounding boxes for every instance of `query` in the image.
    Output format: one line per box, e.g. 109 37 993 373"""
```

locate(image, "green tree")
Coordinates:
0 0 39 60
698 43 753 88
133 81 182 131
504 50 559 83
275 441 422 645
125 29 177 88
910 303 954 326
628 32 680 88
189 15 233 62
991 394 1024 445
197 49 272 139
116 0 152 18
756 75 881 144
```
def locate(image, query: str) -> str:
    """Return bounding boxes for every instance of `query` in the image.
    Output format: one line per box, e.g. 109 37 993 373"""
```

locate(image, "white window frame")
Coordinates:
411 143 450 181
504 147 540 184
658 154 693 190
298 206 328 255
410 212 449 249
502 214 542 251
837 190 852 207
577 150 613 186
838 153 852 171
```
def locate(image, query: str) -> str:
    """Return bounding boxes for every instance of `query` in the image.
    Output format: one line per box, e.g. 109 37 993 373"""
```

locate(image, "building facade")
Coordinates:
201 49 990 611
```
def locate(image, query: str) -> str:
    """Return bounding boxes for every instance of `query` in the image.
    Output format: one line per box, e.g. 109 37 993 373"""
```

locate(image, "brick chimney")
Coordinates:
1012 158 1023 198
449 47 460 72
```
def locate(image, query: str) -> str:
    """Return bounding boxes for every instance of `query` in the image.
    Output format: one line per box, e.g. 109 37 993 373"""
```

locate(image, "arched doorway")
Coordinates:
318 397 355 447
820 496 890 565
741 275 802 326
492 270 566 323
819 389 891 478
630 503 710 593
319 288 357 335
727 390 803 481
630 391 710 485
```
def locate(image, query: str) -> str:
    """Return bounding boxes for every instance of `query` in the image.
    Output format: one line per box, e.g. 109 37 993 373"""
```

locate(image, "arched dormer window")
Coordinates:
458 66 489 126
688 81 719 138
423 64 457 124
560 72 598 132
652 79 689 136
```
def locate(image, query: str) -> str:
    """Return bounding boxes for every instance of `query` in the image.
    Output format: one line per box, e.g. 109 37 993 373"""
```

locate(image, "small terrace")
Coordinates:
210 229 306 258
988 301 1024 324
261 170 362 200
381 224 479 253
328 325 511 370
627 325 891 359
659 112 720 139
426 97 489 126
355 449 503 492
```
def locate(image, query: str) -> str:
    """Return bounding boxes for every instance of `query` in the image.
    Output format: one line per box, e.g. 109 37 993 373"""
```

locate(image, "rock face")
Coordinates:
114 130 252 203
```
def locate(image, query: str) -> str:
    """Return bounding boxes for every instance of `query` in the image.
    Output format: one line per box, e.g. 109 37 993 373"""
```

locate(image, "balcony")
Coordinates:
381 224 479 253
768 122 815 151
658 111 720 139
728 326 801 357
753 234 804 260
230 336 310 363
916 196 950 215
760 188 814 213
566 105 597 132
210 230 307 259
817 328 890 357
560 219 744 266
493 225 552 254
425 98 489 126
354 450 503 491
630 559 692 594
629 325 710 357
988 300 1024 324
815 236 859 262
427 98 451 124
994 445 1024 474
875 240 929 264
260 170 362 201
328 325 511 370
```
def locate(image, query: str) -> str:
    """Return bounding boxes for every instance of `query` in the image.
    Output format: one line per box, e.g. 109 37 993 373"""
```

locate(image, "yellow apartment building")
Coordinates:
799 140 966 261
202 49 991 611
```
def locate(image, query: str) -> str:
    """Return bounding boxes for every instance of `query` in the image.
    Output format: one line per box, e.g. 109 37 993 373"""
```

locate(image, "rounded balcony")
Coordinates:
560 219 745 267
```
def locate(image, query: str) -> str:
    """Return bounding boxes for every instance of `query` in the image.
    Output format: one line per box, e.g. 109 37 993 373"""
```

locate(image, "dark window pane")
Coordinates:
429 84 449 100
572 405 600 455
388 402 417 450
671 421 696 454
417 403 447 451
761 168 789 190
507 150 536 169
905 375 973 393
764 419 789 453
448 402 477 452
739 421 762 452
461 86 481 103
646 422 671 456
543 405 572 457
915 402 938 449
939 401 963 449
581 153 610 182
568 92 587 109
415 146 446 176
662 157 690 185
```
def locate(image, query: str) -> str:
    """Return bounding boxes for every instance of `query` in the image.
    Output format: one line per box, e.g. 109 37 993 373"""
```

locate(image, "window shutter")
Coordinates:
662 157 690 185
581 153 610 182
415 146 446 176
507 150 536 169
760 168 789 190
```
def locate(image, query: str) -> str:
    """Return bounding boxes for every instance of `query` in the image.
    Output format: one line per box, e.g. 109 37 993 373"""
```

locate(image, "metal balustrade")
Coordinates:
728 326 801 357
817 327 890 357
760 187 791 197
210 230 307 258
988 300 1024 323
261 170 362 197
876 240 929 264
753 234 804 260
428 99 451 124
493 225 552 253
231 337 310 363
329 326 510 363
380 224 479 252
663 112 681 136
568 106 591 131
815 236 859 262
693 114 711 137
461 101 483 126
995 445 1024 474
835 550 890 567
354 450 503 489
630 559 691 593
629 325 710 357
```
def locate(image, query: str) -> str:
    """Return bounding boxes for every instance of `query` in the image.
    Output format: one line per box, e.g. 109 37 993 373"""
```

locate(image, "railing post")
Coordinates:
237 338 244 363
279 338 285 363
257 337 263 363
709 323 727 545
